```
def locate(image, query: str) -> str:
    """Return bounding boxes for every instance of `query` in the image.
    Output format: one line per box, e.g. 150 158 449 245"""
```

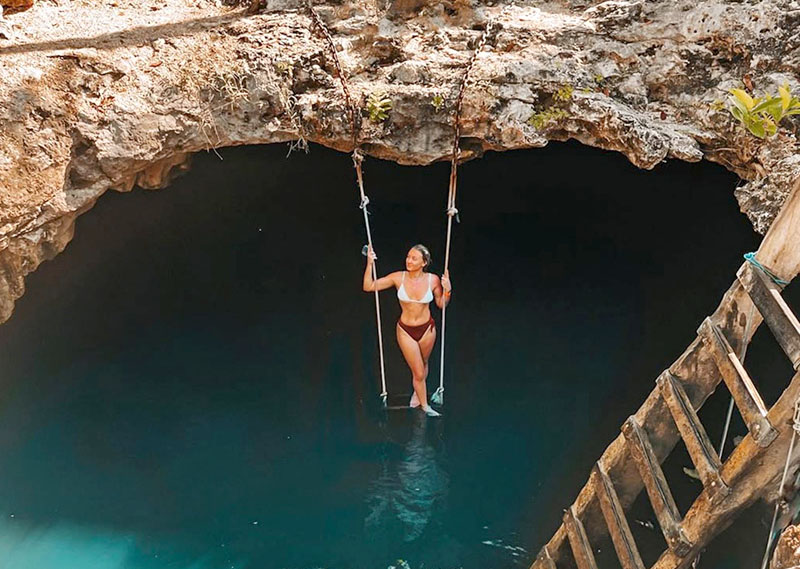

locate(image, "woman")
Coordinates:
363 244 452 417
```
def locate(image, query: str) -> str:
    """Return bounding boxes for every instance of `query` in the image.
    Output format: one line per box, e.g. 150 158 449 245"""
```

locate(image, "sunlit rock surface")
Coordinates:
1 0 800 323
772 524 800 569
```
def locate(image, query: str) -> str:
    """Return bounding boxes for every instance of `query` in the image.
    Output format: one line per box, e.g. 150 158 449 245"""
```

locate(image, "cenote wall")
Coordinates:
0 141 798 569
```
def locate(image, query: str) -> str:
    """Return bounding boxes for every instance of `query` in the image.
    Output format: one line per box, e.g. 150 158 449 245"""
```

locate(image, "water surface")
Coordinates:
1 141 793 569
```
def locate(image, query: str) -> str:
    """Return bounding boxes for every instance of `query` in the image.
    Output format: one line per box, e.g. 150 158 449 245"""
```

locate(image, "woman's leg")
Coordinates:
396 324 428 409
417 326 439 415
419 326 436 369
418 327 438 414
409 327 436 408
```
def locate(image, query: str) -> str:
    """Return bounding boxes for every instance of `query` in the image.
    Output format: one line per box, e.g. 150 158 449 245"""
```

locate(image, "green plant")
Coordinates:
432 93 445 111
528 107 570 129
527 84 573 130
553 84 574 103
728 84 800 138
366 91 392 123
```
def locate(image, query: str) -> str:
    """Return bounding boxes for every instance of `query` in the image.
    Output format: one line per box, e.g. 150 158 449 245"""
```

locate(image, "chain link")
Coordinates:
449 3 513 164
307 1 360 150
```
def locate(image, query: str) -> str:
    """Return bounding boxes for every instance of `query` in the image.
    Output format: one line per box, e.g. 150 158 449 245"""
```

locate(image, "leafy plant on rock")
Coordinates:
527 84 573 130
553 84 574 103
528 107 570 130
366 91 392 123
728 84 800 139
432 93 445 112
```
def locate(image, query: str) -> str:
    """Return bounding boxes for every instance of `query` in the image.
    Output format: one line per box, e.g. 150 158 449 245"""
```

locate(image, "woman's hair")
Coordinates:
412 244 432 269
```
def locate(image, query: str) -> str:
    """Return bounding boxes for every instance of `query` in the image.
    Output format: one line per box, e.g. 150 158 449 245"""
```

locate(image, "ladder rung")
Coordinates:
592 463 646 569
536 546 557 569
621 417 692 556
698 317 777 447
564 504 599 569
657 371 730 502
738 261 800 370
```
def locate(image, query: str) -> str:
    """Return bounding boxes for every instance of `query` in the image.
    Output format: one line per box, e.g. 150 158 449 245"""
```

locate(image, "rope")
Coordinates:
308 2 388 405
433 10 507 406
745 252 790 286
760 399 800 569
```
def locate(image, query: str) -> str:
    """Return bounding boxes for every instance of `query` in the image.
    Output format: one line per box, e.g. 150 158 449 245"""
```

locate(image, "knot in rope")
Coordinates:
360 195 370 210
352 148 363 166
447 206 459 217
744 252 790 286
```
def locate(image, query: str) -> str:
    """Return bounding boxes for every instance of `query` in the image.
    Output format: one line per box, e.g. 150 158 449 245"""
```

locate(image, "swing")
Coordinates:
308 1 503 409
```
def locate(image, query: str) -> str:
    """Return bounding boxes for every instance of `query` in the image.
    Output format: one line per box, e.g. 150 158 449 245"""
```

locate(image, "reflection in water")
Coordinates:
365 411 449 543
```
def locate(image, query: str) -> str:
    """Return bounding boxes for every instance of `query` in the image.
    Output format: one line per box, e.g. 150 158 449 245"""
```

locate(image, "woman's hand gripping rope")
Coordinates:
441 270 452 296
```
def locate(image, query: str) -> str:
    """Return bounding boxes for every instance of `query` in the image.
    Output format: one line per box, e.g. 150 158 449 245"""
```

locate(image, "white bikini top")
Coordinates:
397 272 433 304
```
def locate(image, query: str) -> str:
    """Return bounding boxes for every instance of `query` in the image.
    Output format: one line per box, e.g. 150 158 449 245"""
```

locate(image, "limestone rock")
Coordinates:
1 0 800 324
1 0 33 13
772 525 800 569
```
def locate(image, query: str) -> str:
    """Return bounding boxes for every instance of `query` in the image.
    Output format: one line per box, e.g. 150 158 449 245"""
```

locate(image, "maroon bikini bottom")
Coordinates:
398 317 435 342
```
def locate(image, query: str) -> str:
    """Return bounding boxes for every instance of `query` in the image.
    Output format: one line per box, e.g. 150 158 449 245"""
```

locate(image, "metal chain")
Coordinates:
447 10 505 204
307 1 388 402
436 4 512 405
306 1 360 151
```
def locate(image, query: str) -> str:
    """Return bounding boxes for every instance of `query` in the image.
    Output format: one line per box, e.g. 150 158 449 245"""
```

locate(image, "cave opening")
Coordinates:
0 140 796 569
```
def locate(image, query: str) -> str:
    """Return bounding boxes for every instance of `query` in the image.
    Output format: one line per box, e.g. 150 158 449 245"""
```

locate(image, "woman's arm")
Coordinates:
363 248 399 292
433 271 452 309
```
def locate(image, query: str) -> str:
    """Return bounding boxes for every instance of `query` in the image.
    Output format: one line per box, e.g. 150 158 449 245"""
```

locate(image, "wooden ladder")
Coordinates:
530 181 800 569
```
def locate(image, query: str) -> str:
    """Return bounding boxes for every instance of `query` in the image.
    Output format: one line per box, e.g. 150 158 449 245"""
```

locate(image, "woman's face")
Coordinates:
406 248 426 272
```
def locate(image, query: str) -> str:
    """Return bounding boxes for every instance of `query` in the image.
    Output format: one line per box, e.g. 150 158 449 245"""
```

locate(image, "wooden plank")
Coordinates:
535 546 557 569
564 505 599 569
738 261 800 370
592 463 646 569
657 371 730 502
651 370 800 569
622 417 692 556
752 176 800 280
698 317 777 447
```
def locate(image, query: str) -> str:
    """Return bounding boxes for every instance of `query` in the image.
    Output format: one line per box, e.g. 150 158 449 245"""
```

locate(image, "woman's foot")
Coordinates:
409 391 421 408
422 405 441 417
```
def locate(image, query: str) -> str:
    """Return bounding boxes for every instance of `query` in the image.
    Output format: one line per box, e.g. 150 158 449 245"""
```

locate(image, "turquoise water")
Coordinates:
0 141 789 568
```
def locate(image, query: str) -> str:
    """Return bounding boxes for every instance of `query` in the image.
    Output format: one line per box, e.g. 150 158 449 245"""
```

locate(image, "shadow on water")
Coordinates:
1 140 797 569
